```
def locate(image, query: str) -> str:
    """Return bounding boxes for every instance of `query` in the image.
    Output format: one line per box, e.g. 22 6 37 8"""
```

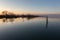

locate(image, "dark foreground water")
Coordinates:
0 17 60 40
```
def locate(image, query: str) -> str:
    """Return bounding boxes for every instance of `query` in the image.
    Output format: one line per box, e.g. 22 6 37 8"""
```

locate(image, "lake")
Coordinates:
0 17 60 40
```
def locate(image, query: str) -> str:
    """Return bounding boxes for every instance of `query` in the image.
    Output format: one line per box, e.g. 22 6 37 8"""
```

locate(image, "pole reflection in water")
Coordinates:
46 16 48 29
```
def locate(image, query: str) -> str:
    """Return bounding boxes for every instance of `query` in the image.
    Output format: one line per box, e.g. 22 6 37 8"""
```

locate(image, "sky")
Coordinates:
0 0 60 14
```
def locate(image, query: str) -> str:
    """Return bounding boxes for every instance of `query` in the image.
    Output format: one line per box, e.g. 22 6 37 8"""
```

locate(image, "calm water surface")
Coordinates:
0 17 60 40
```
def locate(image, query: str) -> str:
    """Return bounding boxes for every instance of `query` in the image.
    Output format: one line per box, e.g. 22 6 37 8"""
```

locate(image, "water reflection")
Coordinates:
3 18 14 22
0 17 38 23
0 16 48 29
46 16 48 29
1 16 60 40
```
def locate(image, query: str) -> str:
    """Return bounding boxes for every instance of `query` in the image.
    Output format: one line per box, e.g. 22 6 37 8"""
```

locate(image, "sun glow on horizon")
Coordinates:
0 9 60 15
0 0 60 15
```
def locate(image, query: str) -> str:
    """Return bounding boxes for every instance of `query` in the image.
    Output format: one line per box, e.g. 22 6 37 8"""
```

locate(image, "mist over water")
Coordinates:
0 17 60 40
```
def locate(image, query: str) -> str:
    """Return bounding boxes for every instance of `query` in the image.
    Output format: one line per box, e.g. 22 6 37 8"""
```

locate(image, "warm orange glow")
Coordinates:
0 8 60 15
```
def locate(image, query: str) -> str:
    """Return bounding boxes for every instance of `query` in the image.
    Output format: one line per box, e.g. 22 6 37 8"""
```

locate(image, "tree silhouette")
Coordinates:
2 10 8 15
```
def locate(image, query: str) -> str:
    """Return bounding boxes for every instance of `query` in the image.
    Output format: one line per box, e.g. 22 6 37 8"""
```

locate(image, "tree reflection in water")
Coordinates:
1 17 37 23
3 18 14 22
0 17 48 29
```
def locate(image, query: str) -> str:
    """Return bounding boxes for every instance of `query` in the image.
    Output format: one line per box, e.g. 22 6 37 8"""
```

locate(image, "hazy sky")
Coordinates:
0 0 60 14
